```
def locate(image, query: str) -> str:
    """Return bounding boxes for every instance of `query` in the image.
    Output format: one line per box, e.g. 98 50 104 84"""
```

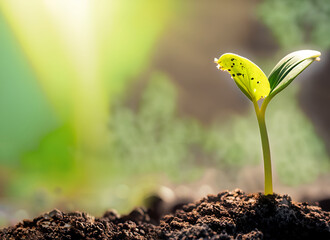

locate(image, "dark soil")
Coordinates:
1 190 330 240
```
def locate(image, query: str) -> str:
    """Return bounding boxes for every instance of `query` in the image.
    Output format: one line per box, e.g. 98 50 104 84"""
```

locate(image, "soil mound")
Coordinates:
159 189 330 239
0 208 157 239
1 190 330 239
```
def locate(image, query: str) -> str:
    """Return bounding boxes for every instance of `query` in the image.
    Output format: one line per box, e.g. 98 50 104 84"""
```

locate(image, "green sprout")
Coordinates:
214 50 321 195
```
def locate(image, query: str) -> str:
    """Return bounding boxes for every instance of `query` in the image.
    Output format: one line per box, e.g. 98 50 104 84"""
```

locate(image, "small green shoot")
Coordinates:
214 50 321 195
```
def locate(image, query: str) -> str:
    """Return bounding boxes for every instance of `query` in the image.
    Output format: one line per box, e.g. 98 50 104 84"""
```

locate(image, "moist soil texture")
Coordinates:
1 190 330 240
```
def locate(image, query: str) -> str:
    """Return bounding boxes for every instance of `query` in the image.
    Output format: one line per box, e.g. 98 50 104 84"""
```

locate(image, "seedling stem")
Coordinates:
253 99 273 195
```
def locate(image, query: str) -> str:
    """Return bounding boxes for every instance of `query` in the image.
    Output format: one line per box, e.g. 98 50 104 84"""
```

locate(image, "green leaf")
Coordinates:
268 50 321 99
215 53 270 102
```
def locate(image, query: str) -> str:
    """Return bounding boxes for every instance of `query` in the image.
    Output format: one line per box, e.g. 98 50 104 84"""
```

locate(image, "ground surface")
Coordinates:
1 190 330 239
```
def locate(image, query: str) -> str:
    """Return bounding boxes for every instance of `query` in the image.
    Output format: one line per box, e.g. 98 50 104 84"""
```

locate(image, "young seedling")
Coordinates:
214 50 321 195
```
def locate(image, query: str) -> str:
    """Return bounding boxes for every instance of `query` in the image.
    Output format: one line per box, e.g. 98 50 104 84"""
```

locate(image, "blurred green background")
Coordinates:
0 0 329 227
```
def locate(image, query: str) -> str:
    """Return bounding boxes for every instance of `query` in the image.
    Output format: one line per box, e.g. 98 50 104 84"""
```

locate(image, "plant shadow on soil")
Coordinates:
1 189 330 239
